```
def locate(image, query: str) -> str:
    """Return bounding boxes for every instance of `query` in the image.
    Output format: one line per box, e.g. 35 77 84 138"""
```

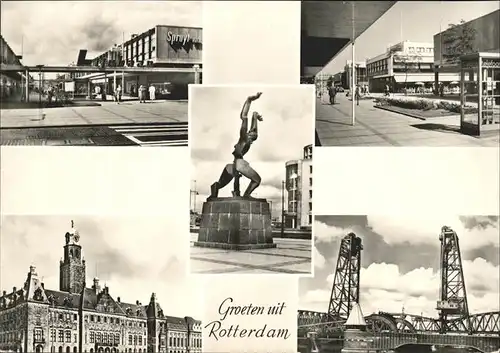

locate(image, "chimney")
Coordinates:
30 266 36 274
131 34 138 39
93 278 100 293
13 287 17 293
136 300 140 305
41 283 45 289
117 297 121 303
2 291 6 296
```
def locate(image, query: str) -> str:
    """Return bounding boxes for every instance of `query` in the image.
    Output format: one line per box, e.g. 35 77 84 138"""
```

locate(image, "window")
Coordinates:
97 316 101 323
104 333 108 344
59 314 63 320
74 334 77 343
65 330 71 343
129 335 133 345
309 202 312 212
51 329 56 342
58 330 64 343
134 335 137 345
309 178 312 187
96 332 101 343
138 336 142 345
104 317 107 323
73 314 77 321
34 328 43 341
90 331 95 343
309 215 312 225
91 315 95 322
309 165 312 174
309 190 312 199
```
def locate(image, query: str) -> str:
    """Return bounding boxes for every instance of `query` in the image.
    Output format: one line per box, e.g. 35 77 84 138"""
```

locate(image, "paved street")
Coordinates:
316 94 499 147
0 100 188 146
190 233 312 274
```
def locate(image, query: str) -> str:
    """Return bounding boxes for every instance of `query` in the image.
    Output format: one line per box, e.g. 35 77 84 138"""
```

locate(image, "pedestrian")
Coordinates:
149 84 156 101
138 84 146 103
384 84 390 97
355 85 360 106
328 85 337 105
115 85 122 103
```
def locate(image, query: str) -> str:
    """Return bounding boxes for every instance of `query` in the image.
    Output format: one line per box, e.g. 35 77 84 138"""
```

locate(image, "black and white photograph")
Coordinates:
0 1 202 146
189 85 314 274
0 216 203 353
301 1 499 147
297 215 500 353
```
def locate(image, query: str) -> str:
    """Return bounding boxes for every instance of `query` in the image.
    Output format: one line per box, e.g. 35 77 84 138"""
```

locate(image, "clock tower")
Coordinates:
59 220 86 293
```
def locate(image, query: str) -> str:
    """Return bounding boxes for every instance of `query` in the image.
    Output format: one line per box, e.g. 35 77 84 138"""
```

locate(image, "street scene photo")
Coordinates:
0 1 202 146
302 1 499 147
0 216 203 353
298 215 500 353
189 85 314 274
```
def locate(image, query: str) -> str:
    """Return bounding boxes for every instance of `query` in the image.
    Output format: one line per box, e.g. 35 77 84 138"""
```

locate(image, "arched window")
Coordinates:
66 346 70 353
59 346 63 353
74 347 78 353
90 349 94 353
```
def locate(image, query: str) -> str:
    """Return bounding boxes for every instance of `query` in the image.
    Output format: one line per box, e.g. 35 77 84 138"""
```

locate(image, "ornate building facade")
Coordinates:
0 223 202 353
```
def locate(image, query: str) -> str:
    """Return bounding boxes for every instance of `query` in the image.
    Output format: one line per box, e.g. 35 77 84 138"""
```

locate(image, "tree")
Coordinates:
442 19 477 65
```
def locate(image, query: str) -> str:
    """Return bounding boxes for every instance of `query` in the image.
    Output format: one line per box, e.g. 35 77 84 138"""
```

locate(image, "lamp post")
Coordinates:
281 180 285 237
351 1 356 126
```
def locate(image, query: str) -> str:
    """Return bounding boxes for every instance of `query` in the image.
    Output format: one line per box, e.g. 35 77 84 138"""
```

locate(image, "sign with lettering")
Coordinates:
166 31 202 46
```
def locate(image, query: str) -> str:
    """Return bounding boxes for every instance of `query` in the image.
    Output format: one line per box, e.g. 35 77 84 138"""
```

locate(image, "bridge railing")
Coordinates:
371 332 500 352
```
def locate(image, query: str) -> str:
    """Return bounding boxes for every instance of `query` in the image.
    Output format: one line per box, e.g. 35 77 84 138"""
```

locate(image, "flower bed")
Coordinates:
375 97 478 115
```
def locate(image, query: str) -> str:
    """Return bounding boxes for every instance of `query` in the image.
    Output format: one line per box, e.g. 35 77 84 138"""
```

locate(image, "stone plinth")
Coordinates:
194 197 277 250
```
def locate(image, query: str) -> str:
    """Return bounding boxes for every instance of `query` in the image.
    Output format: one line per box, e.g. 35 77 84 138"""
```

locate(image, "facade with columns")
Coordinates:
0 224 202 353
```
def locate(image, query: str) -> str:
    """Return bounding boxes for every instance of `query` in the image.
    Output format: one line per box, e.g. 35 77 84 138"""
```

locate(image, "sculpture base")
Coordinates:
195 197 276 251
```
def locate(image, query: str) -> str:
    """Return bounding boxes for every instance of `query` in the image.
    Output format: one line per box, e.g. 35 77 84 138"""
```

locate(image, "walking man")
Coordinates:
328 85 337 105
209 92 264 199
139 84 146 103
355 85 360 106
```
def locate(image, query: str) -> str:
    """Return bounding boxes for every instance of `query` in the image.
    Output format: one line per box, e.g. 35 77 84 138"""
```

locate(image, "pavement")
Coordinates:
189 233 312 275
0 100 188 146
316 93 499 147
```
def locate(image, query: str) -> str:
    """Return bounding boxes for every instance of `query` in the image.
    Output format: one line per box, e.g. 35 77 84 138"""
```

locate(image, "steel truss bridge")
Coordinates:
298 228 500 353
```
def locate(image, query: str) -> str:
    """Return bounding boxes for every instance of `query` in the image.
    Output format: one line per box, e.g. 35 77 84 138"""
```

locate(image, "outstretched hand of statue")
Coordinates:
248 92 262 101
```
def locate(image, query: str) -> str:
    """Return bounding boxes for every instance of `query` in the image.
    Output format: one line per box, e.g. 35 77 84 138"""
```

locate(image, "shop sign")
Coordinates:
166 31 202 46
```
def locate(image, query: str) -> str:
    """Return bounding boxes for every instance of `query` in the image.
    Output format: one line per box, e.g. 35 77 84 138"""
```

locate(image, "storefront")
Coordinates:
460 52 500 136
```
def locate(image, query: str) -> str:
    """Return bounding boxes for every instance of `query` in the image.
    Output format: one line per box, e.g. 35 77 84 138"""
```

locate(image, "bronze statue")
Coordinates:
209 92 264 199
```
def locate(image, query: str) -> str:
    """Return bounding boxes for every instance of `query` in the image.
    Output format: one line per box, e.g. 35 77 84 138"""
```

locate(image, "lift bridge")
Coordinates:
297 227 500 353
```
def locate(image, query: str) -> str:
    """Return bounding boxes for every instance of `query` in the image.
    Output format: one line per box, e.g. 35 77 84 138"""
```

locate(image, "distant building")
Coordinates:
0 222 202 353
433 10 500 89
0 35 27 101
366 41 436 93
343 61 367 90
284 145 313 230
69 25 202 99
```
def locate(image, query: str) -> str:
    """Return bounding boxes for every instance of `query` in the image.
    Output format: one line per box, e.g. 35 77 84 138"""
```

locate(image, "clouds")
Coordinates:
1 1 202 66
0 216 202 318
190 86 314 214
300 215 499 319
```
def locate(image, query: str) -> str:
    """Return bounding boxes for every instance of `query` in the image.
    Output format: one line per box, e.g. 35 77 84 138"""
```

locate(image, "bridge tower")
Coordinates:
328 232 363 321
436 226 472 334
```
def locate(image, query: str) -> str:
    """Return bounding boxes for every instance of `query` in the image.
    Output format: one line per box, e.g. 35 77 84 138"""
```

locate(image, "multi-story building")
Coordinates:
0 223 202 353
433 10 500 90
0 35 28 101
284 145 313 230
69 25 202 99
366 41 437 93
342 61 367 90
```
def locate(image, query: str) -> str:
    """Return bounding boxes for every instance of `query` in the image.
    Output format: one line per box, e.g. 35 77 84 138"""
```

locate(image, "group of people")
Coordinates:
92 84 158 103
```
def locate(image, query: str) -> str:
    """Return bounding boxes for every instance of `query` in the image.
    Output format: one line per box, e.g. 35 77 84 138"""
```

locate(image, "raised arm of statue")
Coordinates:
239 92 262 138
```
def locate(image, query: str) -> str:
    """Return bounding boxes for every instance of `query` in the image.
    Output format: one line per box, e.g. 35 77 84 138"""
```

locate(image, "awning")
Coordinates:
394 74 434 83
301 1 396 76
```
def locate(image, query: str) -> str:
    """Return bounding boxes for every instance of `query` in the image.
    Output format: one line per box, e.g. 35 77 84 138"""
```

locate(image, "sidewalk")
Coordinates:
0 100 188 128
316 94 498 147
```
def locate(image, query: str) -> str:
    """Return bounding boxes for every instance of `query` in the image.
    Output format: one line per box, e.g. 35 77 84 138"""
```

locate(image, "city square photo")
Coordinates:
302 1 499 147
0 1 202 146
189 85 315 274
0 216 203 353
297 215 500 353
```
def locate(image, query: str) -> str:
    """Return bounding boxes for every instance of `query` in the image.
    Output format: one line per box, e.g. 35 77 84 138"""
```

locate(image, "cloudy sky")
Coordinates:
0 215 203 318
322 1 499 74
1 1 202 66
190 86 314 217
300 215 499 318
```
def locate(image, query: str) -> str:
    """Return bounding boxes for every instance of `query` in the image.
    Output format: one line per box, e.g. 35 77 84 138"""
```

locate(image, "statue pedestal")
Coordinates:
194 197 277 250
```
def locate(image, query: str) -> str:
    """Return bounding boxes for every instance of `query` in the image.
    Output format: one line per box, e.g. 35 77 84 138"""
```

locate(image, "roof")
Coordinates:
345 302 367 327
45 289 81 309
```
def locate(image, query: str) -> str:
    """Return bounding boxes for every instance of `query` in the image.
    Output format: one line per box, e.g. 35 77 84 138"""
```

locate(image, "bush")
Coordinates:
377 97 478 114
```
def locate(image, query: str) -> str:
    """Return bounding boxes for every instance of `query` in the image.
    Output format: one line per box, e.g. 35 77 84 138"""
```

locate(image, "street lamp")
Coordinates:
281 180 285 237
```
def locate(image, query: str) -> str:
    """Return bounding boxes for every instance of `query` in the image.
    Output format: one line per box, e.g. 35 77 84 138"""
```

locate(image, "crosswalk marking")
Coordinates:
110 123 188 147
